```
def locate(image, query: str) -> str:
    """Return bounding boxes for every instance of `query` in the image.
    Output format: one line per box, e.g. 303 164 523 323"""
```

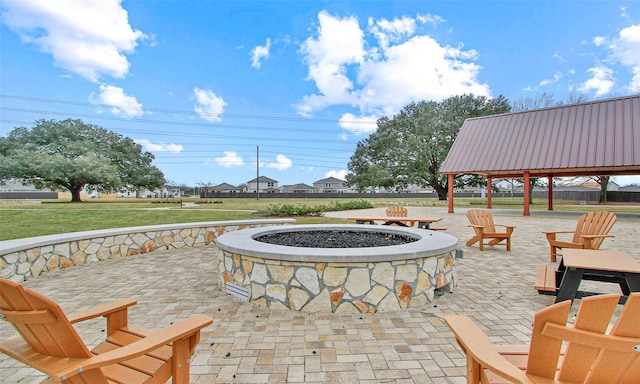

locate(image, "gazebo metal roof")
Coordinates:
440 95 640 214
441 95 640 178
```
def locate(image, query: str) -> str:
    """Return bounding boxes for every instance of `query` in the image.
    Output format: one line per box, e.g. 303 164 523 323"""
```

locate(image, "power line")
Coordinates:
155 155 347 166
0 117 357 145
0 107 359 137
1 94 376 125
153 145 354 154
153 161 345 170
155 151 349 161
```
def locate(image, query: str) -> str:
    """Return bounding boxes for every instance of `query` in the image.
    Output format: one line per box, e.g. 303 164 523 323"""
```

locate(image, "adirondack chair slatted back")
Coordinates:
386 206 408 217
466 209 496 232
0 279 107 382
589 293 640 383
573 211 617 249
527 293 640 383
557 294 620 382
525 299 572 378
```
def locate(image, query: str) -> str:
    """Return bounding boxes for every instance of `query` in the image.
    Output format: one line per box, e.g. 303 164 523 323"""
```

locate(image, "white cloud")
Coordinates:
620 6 629 18
593 36 606 46
193 87 227 122
552 51 565 62
338 113 378 135
302 11 365 67
251 38 271 69
630 68 640 93
416 13 445 27
616 25 640 62
1 0 148 82
295 11 366 116
578 66 615 96
324 169 347 180
90 84 144 117
368 16 416 50
266 154 292 171
356 35 487 115
539 71 563 87
608 24 640 92
295 11 490 126
213 151 244 168
135 139 183 153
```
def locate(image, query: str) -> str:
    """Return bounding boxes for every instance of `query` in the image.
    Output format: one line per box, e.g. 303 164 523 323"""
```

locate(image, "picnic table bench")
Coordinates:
347 216 445 230
535 249 640 303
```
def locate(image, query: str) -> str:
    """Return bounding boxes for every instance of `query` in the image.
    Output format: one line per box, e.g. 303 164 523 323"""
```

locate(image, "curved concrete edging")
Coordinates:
217 224 458 262
0 219 295 282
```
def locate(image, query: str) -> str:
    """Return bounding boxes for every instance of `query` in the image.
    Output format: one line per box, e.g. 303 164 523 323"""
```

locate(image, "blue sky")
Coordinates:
2 0 640 188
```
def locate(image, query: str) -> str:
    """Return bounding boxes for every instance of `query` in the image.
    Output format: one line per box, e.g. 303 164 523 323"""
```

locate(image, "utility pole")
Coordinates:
256 145 260 200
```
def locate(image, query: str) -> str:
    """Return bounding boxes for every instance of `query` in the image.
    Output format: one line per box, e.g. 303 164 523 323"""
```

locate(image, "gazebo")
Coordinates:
440 95 640 215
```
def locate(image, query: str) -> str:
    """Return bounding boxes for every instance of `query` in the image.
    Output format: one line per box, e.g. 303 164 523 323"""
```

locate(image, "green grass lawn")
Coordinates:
0 198 362 240
2 197 638 241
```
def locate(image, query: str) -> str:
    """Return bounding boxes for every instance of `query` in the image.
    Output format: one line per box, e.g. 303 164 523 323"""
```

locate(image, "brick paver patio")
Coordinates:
2 207 639 383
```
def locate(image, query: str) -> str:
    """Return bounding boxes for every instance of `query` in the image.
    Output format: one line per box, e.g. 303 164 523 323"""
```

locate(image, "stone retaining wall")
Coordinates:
0 219 295 282
220 249 455 313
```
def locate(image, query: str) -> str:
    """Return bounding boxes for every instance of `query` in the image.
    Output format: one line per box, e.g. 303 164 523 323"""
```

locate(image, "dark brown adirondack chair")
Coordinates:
465 209 515 251
386 206 408 217
544 211 617 262
0 278 212 383
445 293 640 383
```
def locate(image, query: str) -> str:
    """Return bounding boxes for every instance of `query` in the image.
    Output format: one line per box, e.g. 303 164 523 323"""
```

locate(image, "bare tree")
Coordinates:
511 92 588 112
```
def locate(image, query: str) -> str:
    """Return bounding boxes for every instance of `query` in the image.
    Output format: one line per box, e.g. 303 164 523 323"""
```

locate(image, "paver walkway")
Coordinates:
2 207 639 383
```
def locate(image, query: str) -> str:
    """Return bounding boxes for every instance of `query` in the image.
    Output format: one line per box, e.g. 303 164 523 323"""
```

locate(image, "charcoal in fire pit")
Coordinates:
256 230 417 248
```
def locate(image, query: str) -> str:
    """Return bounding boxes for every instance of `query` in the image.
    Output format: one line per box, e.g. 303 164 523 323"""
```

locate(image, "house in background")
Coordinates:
558 178 620 191
211 182 239 193
313 177 349 193
493 179 518 192
246 176 279 193
281 183 317 193
0 180 37 192
399 184 435 193
115 189 135 198
619 184 640 192
138 185 182 198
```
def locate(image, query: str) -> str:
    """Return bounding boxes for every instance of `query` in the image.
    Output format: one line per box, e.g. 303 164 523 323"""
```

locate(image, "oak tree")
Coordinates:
347 95 510 199
0 119 164 202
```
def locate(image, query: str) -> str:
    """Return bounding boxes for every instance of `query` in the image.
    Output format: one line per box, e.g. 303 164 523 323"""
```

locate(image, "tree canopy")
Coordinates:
346 94 511 199
0 119 165 202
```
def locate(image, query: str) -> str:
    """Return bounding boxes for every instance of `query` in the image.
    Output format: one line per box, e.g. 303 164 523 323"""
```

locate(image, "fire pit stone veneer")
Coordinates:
216 224 458 313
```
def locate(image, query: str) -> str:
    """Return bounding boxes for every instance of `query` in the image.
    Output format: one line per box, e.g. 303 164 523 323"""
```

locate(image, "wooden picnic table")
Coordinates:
347 216 443 229
554 249 640 303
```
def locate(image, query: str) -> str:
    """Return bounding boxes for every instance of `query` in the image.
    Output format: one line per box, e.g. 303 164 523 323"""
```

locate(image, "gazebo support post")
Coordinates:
486 176 492 209
447 174 454 213
547 175 553 211
523 171 530 216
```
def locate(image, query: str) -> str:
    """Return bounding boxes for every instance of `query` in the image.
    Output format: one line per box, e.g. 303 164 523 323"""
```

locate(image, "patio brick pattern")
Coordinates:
2 207 638 383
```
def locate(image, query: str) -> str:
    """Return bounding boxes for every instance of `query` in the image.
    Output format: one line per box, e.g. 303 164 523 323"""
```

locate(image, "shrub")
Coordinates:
325 199 373 211
261 199 373 217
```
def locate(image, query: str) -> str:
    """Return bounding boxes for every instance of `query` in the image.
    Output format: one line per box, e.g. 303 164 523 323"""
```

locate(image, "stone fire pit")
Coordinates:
216 224 458 313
